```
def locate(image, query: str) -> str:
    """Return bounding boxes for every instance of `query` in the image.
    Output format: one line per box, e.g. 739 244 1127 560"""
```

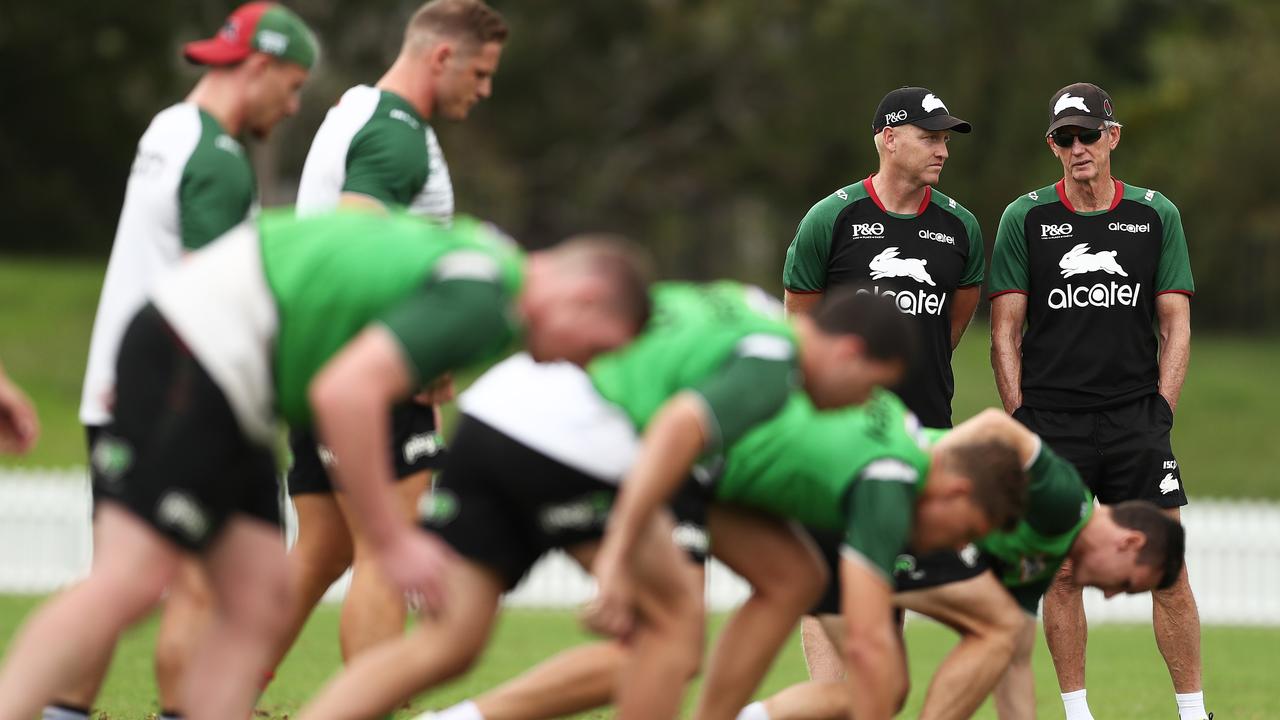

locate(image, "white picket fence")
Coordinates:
2 468 1279 624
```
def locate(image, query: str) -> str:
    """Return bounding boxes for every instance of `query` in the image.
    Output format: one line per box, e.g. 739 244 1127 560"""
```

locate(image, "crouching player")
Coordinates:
298 283 912 720
745 409 1187 720
0 210 651 720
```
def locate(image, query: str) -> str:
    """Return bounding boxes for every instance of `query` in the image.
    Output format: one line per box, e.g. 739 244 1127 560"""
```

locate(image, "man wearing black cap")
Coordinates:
54 5 318 720
782 85 987 701
785 86 983 431
989 82 1205 720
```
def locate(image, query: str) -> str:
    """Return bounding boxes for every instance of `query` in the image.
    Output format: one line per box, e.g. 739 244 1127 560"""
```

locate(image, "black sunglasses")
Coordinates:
1051 128 1104 148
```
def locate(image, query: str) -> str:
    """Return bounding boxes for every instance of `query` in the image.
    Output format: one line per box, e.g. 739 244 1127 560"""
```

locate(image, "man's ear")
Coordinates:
429 41 454 72
835 333 865 361
1108 125 1122 150
1118 529 1147 554
882 126 896 153
947 474 973 502
242 52 272 79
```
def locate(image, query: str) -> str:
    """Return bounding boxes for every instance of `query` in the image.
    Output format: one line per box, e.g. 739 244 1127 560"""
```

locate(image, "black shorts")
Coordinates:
424 414 709 590
1014 394 1185 508
86 425 104 499
286 401 446 496
806 529 988 615
89 305 280 552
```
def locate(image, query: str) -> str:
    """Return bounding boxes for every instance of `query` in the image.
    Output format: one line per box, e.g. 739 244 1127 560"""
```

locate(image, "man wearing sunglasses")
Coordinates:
989 82 1206 720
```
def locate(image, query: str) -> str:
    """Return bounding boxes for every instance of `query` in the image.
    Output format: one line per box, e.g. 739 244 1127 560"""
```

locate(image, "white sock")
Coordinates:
423 700 484 720
736 701 771 720
1175 691 1208 720
41 707 89 720
1061 689 1095 720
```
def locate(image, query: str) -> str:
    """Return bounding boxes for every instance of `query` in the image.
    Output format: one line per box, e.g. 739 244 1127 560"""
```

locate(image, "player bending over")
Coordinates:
0 210 650 720
297 284 911 720
427 385 1029 720
743 409 1186 720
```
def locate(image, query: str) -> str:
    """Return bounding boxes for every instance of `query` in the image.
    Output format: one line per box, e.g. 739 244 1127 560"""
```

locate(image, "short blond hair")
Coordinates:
404 0 508 52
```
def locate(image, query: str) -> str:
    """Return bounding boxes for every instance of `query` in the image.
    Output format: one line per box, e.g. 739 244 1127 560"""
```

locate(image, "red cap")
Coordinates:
183 3 273 67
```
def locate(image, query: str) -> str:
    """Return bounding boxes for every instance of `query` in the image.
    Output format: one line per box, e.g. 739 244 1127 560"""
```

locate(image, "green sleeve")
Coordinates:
1025 442 1093 536
342 118 428 208
692 334 798 449
1152 193 1195 294
178 147 254 250
842 460 920 581
378 278 513 386
959 209 985 287
988 200 1031 296
782 202 837 292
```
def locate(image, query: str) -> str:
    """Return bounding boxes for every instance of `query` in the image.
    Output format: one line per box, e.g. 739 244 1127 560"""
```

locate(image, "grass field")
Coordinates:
4 256 1280 498
0 596 1271 718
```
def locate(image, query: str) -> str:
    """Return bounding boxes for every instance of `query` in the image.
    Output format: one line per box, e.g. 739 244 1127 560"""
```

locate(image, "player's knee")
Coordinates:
292 530 354 582
894 678 911 714
153 627 191 687
776 545 828 612
409 626 484 681
667 629 704 684
90 565 170 625
223 570 292 636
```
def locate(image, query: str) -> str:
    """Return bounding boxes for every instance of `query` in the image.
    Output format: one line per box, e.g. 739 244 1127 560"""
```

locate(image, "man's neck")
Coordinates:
1067 506 1109 565
187 72 244 136
870 167 928 215
1062 170 1115 212
378 54 434 119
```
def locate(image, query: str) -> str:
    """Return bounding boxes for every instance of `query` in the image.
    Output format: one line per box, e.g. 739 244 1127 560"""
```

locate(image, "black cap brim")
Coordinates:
1046 115 1107 135
913 114 972 133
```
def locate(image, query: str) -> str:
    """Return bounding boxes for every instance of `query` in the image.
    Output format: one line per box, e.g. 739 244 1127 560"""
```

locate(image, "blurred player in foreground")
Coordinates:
590 390 1028 720
276 0 508 673
297 285 911 720
745 410 1186 720
54 5 317 718
0 210 650 720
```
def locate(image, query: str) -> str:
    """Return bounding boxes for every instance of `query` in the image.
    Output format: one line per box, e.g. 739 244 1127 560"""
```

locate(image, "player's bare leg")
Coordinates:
153 559 214 714
898 572 1023 720
604 512 704 720
336 469 431 659
1152 508 1202 695
0 504 178 719
44 513 120 716
470 642 627 720
694 506 826 720
271 494 355 671
759 619 846 720
182 516 290 719
422 536 707 720
757 677 846 720
800 615 843 681
299 558 506 720
993 614 1037 719
1042 558 1088 693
